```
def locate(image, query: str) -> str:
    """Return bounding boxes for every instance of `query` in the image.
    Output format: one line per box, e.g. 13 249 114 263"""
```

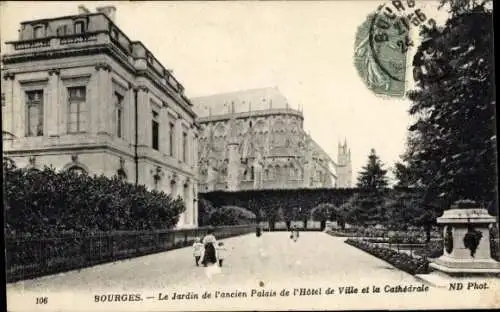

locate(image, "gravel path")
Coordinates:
7 232 497 311
7 232 417 292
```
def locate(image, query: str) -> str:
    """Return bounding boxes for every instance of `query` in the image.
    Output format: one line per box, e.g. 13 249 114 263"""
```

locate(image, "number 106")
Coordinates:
36 297 48 304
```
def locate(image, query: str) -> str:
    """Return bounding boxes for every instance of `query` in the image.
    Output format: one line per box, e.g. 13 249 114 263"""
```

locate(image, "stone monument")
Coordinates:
430 200 500 275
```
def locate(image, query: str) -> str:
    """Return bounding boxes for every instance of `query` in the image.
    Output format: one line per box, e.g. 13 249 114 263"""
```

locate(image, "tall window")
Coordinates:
152 110 159 150
74 21 85 34
33 26 45 39
67 86 87 133
169 122 175 156
182 131 188 162
114 93 123 138
25 90 44 137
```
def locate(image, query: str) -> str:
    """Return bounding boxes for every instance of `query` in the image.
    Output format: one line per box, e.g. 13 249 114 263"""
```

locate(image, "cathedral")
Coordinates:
191 87 352 192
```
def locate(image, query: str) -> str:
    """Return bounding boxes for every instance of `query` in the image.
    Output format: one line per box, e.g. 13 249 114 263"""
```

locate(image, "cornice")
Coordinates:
136 70 196 119
197 109 304 123
3 44 197 119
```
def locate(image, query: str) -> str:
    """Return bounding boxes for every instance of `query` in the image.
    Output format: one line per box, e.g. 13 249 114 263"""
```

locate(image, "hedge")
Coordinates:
4 163 185 237
200 188 424 225
345 239 430 275
326 227 441 241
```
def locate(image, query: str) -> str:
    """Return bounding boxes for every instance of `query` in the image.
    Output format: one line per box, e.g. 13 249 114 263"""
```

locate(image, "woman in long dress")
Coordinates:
201 229 217 267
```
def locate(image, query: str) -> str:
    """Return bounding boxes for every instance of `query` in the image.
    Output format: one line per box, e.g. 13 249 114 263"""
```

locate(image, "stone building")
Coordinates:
1 6 199 228
192 87 351 191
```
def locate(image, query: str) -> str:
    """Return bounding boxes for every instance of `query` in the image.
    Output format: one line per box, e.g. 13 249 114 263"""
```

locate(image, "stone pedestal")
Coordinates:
430 203 500 275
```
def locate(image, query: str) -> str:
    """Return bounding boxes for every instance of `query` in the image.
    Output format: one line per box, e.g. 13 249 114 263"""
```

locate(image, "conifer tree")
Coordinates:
405 0 495 209
402 0 495 238
357 149 388 189
348 149 390 225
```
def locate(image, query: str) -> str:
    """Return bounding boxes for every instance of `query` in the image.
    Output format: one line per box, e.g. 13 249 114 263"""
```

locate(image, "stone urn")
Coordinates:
430 200 500 275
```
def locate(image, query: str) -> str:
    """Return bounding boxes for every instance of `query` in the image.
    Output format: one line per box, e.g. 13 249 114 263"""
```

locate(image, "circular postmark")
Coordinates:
354 1 441 97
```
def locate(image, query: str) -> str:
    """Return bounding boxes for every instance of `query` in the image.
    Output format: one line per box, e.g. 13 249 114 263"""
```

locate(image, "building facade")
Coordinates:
1 6 199 228
192 87 350 192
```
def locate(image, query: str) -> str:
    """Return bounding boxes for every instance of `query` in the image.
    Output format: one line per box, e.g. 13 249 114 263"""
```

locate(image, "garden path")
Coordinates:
7 232 496 310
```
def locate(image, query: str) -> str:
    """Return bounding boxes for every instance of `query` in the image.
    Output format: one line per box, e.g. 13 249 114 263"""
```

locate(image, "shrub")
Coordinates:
198 198 215 227
345 239 429 275
413 241 443 259
4 165 185 236
208 205 256 226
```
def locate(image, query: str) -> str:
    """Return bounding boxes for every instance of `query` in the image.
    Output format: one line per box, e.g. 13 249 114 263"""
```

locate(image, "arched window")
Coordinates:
250 166 255 180
68 166 87 175
74 21 85 34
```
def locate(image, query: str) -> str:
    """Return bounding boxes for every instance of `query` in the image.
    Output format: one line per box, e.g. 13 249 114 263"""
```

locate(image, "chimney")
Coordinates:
96 6 117 22
78 5 91 14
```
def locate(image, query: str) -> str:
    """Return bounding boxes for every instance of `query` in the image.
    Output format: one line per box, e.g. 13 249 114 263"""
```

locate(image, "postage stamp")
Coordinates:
354 0 444 97
2 1 498 311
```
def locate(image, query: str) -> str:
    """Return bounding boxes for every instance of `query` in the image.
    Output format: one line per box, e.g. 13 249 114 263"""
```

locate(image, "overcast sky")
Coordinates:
1 1 450 184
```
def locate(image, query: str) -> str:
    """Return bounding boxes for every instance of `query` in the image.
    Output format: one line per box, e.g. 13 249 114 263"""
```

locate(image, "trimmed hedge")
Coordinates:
345 239 430 275
201 188 387 220
326 227 440 242
4 164 185 236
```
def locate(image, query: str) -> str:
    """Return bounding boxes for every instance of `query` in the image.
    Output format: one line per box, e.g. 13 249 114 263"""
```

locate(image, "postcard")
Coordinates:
2 0 498 311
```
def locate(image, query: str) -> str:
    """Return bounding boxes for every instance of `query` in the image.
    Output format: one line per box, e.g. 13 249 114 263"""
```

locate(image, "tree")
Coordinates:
393 162 416 188
312 203 337 230
405 0 495 210
357 149 388 189
349 149 390 225
4 164 185 236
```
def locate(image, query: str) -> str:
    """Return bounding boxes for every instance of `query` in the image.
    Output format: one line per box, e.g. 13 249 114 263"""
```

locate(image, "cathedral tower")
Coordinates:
336 139 352 188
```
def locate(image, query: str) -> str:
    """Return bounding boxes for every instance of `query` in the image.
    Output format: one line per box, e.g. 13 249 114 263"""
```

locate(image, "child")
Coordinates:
216 241 226 267
192 238 203 266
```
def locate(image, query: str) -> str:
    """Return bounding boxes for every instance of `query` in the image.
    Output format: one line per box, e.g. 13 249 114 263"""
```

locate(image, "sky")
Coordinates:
0 1 451 184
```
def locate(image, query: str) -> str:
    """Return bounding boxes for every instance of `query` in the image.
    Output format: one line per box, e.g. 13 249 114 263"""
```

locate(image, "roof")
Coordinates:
191 87 293 117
